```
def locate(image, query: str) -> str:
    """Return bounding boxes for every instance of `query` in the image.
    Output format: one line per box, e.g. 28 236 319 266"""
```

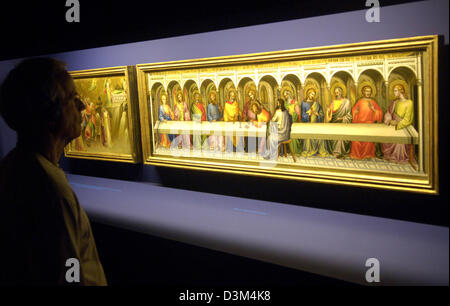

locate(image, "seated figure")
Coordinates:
262 99 293 160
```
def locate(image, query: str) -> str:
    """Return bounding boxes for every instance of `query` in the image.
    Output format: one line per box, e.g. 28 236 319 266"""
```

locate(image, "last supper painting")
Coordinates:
137 36 439 194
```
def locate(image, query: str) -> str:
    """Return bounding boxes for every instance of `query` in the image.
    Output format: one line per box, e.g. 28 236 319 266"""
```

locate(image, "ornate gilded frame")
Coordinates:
137 36 439 194
65 66 142 163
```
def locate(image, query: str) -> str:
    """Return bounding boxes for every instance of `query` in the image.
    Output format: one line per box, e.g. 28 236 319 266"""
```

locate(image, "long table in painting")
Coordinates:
155 121 418 144
154 121 419 168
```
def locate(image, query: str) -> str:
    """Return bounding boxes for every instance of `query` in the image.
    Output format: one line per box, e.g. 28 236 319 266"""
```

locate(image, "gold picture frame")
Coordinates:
136 35 439 194
65 66 142 163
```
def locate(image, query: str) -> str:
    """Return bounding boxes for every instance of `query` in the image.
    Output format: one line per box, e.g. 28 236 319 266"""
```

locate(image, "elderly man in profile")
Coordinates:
0 58 107 285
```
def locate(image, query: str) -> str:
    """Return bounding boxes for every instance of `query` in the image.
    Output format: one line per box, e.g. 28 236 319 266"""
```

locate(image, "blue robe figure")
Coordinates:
300 100 329 157
158 104 175 147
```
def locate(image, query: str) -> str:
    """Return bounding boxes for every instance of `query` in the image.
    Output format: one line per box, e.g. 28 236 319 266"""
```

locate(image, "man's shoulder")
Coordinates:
0 147 59 208
1 147 42 177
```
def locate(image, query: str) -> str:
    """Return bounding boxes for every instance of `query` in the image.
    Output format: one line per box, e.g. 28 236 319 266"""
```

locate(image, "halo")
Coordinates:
208 89 217 99
226 87 237 100
159 90 168 103
280 85 294 99
359 81 376 97
244 83 258 104
304 84 319 98
174 89 183 100
389 79 409 101
204 82 217 102
245 83 257 95
250 101 261 110
330 82 347 99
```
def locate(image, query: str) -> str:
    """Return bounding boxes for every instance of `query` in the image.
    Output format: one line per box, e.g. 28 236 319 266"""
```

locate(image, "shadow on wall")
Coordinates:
0 117 17 159
65 157 146 183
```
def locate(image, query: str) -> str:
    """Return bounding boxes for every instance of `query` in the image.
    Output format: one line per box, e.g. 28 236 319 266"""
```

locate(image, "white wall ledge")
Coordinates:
68 173 449 285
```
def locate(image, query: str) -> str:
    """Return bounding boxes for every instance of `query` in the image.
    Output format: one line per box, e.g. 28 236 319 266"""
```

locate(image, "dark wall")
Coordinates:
0 0 425 61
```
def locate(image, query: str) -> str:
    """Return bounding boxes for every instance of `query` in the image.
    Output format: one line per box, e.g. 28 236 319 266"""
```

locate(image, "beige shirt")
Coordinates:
35 153 107 286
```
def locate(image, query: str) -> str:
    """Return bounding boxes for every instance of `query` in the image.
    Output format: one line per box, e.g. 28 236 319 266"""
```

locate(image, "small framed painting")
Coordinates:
65 66 141 163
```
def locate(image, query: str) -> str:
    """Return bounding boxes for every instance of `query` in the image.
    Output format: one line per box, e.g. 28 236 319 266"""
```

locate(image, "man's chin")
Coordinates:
66 130 81 145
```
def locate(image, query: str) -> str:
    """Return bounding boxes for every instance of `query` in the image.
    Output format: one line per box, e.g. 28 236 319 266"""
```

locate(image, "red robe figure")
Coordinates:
350 86 383 159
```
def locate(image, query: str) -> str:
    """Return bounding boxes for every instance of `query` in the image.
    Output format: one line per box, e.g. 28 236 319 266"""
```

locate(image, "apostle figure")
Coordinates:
118 102 130 151
173 90 191 149
242 89 258 122
300 89 329 157
104 78 112 106
99 106 112 148
282 87 302 155
83 99 96 146
207 90 223 151
158 92 175 148
325 86 352 158
94 97 103 144
350 85 383 159
223 89 243 152
73 135 85 151
242 89 258 153
262 99 293 160
381 84 415 163
191 92 207 150
250 102 270 154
